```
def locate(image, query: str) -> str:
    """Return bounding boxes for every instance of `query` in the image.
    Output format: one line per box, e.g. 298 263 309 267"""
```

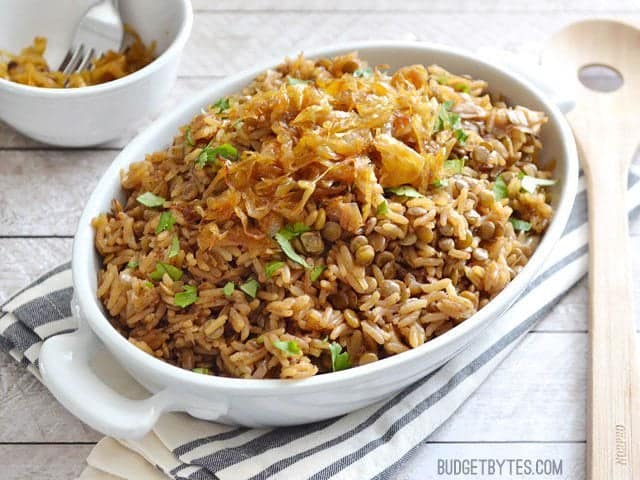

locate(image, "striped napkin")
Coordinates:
2 167 639 479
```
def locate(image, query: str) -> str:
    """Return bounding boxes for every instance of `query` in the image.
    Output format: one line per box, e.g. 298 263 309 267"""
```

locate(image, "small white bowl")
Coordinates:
40 41 579 439
0 0 192 147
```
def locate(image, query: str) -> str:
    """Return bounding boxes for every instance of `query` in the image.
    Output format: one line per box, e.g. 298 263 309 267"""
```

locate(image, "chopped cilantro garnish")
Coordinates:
168 235 180 258
223 281 235 297
310 265 326 282
455 84 470 93
329 342 351 372
384 186 425 198
240 278 259 298
175 285 198 308
126 260 138 269
436 75 448 85
493 175 508 201
195 142 238 168
156 211 176 233
265 261 285 278
149 262 183 281
353 67 373 78
509 218 532 232
136 192 165 208
143 281 154 289
273 340 302 356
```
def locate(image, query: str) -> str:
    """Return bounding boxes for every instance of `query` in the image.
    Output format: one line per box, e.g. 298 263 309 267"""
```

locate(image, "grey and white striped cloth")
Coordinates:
1 170 639 480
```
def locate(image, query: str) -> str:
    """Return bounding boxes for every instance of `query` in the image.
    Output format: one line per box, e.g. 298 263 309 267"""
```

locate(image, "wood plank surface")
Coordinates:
0 239 72 303
0 445 95 480
176 12 639 78
1 0 639 478
0 351 100 443
192 0 638 12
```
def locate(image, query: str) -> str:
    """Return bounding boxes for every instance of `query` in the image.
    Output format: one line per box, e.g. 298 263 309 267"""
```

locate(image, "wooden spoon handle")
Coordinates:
584 154 640 479
542 19 640 480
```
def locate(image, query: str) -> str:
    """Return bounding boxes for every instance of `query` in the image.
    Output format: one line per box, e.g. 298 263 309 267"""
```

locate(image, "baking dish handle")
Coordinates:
39 321 175 439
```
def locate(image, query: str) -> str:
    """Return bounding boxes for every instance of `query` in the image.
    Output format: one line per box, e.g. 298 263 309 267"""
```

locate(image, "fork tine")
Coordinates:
76 48 95 72
62 45 84 75
57 49 74 71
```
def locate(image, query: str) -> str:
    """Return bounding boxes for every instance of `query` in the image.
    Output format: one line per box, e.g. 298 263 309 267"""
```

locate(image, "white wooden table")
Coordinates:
1 1 639 478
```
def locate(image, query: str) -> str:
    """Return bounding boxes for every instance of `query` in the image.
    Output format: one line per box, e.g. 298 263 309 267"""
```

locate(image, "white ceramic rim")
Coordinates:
0 0 193 98
72 40 579 394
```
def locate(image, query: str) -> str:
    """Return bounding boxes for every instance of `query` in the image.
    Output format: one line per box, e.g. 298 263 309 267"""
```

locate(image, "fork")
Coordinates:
58 0 124 75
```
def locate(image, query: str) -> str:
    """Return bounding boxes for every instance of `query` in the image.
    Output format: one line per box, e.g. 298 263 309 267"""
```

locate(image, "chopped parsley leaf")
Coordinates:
136 192 165 208
444 158 465 174
432 178 449 188
149 262 183 281
376 200 389 216
287 77 310 85
265 261 285 278
156 211 176 233
493 175 508 200
185 126 194 147
273 340 302 356
310 265 326 282
329 342 351 372
353 67 373 78
509 218 532 232
240 278 259 298
435 100 461 132
212 97 230 113
385 185 425 198
223 281 235 297
454 128 468 144
278 222 311 241
274 232 311 268
168 235 180 258
175 285 198 308
195 142 238 168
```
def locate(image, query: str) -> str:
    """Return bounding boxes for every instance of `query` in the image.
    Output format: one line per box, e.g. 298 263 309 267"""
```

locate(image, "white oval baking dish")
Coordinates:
39 41 579 439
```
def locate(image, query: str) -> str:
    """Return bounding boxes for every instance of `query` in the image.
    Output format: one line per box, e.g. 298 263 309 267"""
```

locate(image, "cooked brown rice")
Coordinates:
93 53 554 379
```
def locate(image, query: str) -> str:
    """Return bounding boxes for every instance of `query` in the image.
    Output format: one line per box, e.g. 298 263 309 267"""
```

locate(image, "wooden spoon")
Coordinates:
542 20 640 479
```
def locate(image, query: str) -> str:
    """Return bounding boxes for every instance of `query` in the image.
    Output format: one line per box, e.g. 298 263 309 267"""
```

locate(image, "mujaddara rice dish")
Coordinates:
93 53 555 379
